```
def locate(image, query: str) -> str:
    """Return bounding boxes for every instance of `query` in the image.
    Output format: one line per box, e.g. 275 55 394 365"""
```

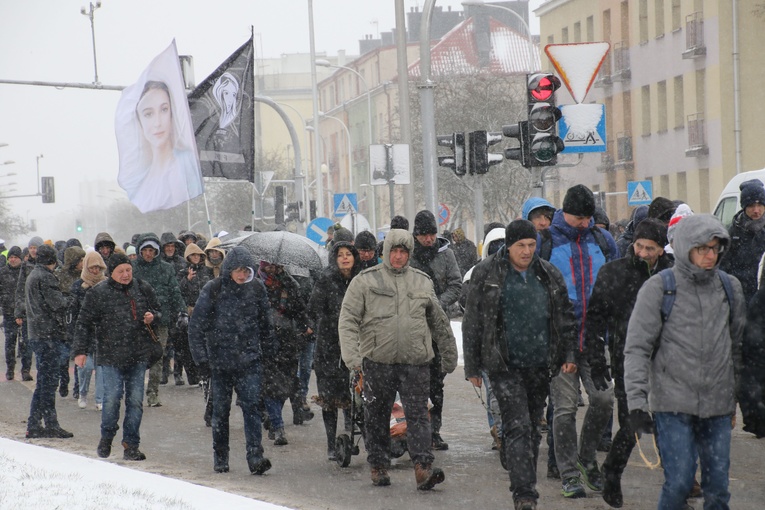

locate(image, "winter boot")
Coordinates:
414 463 445 490
122 442 146 461
292 407 304 425
514 499 537 510
97 438 112 458
214 449 230 473
45 425 74 438
248 456 272 475
21 370 33 382
273 427 288 446
431 432 449 451
371 466 391 486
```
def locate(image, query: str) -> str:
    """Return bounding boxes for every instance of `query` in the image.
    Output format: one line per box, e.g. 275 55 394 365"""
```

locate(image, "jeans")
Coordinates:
146 325 168 400
100 363 147 446
490 367 548 502
297 339 315 400
363 359 432 467
77 356 104 404
28 339 67 429
551 359 614 479
482 371 502 431
211 365 265 461
264 397 285 430
654 412 732 510
58 343 70 390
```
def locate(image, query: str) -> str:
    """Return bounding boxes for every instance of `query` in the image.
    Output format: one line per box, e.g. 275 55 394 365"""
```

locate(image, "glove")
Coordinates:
589 363 611 392
197 362 211 380
176 312 189 329
629 409 655 437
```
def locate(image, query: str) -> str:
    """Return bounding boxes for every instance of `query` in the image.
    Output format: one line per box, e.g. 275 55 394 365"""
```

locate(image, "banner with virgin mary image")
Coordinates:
114 40 204 214
188 37 254 182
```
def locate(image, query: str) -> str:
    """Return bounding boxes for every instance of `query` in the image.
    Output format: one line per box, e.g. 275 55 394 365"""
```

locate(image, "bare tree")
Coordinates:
0 196 30 239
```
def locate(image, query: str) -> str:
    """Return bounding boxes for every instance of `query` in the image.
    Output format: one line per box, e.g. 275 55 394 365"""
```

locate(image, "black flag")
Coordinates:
188 38 254 181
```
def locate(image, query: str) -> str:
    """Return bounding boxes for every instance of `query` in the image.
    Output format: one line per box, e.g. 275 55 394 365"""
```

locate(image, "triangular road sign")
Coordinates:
335 195 357 216
545 42 610 104
629 183 651 203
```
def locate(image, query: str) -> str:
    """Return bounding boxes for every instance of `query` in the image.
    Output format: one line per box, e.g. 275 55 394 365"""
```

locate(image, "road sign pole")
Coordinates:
473 175 484 245
386 144 395 218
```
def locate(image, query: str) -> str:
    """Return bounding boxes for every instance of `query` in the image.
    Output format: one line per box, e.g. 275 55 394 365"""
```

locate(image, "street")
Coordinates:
1 341 764 510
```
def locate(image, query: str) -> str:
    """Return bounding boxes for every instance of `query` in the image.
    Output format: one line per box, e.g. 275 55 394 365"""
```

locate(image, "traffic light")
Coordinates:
41 176 55 203
502 121 530 168
469 130 504 175
76 219 83 232
526 73 565 166
437 132 466 176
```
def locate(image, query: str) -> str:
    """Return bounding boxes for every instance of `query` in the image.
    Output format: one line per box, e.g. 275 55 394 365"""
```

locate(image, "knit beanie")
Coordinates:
667 204 694 243
633 218 668 248
413 210 438 236
740 179 765 210
505 219 538 248
390 215 410 231
333 227 354 244
562 185 596 217
593 207 610 229
28 236 44 248
647 197 676 223
36 245 58 265
7 246 22 260
354 231 377 250
107 253 131 274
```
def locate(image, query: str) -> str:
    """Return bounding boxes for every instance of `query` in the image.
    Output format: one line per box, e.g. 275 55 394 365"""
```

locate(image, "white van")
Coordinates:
713 168 765 228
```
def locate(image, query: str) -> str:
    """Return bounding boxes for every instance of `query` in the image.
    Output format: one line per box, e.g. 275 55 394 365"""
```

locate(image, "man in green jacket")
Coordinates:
339 228 458 490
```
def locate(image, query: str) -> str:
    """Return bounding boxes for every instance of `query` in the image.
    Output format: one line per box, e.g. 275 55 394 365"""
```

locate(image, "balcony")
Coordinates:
612 41 631 82
685 113 709 156
682 12 706 59
594 53 613 88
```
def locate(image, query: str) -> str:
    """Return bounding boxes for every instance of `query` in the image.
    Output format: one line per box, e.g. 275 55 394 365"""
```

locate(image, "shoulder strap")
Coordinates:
590 226 612 260
718 270 735 324
659 268 676 323
539 229 553 261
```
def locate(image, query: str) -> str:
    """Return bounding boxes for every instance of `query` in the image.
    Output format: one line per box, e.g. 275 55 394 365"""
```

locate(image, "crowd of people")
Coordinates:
2 178 765 510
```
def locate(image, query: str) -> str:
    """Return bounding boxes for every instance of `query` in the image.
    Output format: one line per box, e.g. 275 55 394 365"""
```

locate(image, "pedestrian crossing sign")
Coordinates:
627 180 653 205
333 193 358 217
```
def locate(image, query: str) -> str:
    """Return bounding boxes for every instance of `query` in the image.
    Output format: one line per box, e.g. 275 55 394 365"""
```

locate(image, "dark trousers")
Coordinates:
429 344 446 434
211 365 265 463
490 367 549 502
28 339 66 429
363 359 433 468
3 316 20 374
172 326 198 384
18 320 33 373
602 377 636 479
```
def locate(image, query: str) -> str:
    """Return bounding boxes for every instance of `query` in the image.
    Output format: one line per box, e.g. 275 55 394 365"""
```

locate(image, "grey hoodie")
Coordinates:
624 214 745 418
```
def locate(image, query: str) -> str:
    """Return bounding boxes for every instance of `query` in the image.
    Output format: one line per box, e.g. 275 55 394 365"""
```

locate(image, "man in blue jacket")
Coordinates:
538 184 617 499
189 246 276 475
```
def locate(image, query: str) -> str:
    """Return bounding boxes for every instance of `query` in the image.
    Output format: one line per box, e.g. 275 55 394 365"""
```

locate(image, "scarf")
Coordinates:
81 251 107 289
744 213 765 233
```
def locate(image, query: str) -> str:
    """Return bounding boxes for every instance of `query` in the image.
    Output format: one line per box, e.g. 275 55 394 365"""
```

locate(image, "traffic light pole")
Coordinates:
473 175 484 246
419 0 439 215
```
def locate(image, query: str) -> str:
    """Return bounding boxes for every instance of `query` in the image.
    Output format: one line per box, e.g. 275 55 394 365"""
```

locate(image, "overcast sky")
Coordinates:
0 0 543 240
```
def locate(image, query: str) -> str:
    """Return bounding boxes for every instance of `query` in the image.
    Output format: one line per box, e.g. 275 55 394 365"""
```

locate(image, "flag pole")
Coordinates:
202 193 214 239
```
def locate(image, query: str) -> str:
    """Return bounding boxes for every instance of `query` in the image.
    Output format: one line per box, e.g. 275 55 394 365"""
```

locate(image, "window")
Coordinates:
657 81 667 132
671 0 681 31
698 168 710 213
661 174 670 197
639 0 649 43
673 75 685 128
574 22 581 42
655 0 665 37
641 85 651 135
587 16 594 41
562 27 569 43
677 171 687 202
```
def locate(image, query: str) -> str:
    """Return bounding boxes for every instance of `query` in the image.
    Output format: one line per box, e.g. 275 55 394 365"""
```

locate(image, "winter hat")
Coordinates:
740 179 765 210
390 215 410 231
139 240 160 254
333 227 354 244
126 245 137 256
593 207 610 229
354 231 377 251
647 197 676 223
562 185 596 217
178 230 197 243
484 221 505 238
667 204 694 243
633 218 668 248
7 246 22 260
107 253 131 275
28 236 44 248
413 210 438 236
36 244 58 265
631 205 650 229
505 219 538 248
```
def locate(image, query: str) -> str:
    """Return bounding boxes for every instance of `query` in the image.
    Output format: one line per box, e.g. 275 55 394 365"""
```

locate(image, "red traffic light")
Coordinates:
528 74 561 102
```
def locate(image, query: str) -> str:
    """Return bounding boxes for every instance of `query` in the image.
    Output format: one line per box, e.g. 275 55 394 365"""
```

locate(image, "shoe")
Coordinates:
147 395 162 407
72 389 79 400
96 403 103 411
414 463 445 490
78 396 87 409
578 393 585 407
26 426 46 439
602 473 623 508
122 442 146 461
689 477 702 498
160 375 168 385
577 458 604 492
327 448 338 461
273 427 288 446
431 432 449 451
45 425 74 439
292 408 304 425
514 499 537 510
21 371 33 382
5 370 13 380
561 477 587 498
97 438 112 458
371 466 391 486
175 378 185 386
597 437 613 452
248 457 272 475
214 451 229 473
59 383 68 398
547 464 560 480
302 408 314 421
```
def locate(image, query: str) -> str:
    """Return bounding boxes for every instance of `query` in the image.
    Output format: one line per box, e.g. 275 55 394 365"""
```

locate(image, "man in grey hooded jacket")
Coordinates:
624 214 746 510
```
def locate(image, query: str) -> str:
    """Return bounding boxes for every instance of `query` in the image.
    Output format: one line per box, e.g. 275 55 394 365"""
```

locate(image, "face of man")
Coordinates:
230 267 251 284
507 239 537 272
415 233 437 247
98 245 112 258
389 247 409 269
163 244 176 257
141 247 157 263
633 238 663 267
207 251 222 264
746 202 765 221
529 210 552 231
562 212 592 230
7 255 21 268
358 248 376 262
111 263 133 285
183 237 194 246
28 245 38 259
689 239 723 270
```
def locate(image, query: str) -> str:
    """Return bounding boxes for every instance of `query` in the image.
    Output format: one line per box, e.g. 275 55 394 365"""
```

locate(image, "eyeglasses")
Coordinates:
694 244 724 256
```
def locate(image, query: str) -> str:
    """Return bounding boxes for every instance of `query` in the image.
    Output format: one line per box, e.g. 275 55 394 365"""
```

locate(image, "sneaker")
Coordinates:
577 458 604 492
78 396 87 409
95 403 103 411
514 499 537 510
561 477 587 498
431 432 449 451
147 395 162 407
122 442 146 461
371 466 391 486
21 371 33 382
45 425 74 439
97 438 112 458
248 457 272 475
547 464 560 480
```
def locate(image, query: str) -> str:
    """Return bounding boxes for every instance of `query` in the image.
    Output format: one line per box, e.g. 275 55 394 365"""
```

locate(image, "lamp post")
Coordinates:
318 112 354 194
80 1 102 84
461 0 536 72
315 59 376 234
307 0 324 218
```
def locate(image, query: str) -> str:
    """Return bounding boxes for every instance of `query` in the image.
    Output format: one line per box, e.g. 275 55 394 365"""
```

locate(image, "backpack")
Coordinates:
539 226 613 262
651 268 735 360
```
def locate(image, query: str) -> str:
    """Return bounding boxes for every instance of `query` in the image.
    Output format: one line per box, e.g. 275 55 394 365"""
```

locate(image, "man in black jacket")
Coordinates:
73 253 160 461
463 220 578 510
14 236 44 381
1 246 23 380
585 218 673 508
24 245 73 439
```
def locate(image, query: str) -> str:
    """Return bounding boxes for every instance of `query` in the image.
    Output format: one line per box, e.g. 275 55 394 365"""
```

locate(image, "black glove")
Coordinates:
176 312 189 329
197 362 211 380
629 409 655 437
589 363 611 392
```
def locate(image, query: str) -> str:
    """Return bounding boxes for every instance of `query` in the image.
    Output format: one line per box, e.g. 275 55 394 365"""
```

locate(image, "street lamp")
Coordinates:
461 0 537 72
80 1 102 84
315 59 376 233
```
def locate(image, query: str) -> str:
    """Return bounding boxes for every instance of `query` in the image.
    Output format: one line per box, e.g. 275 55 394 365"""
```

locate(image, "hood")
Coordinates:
65 238 83 249
521 197 555 221
205 237 226 267
382 228 414 271
135 232 161 261
482 227 506 260
63 246 86 269
329 241 361 272
184 242 206 262
672 214 729 278
93 232 116 251
220 246 256 280
160 232 179 247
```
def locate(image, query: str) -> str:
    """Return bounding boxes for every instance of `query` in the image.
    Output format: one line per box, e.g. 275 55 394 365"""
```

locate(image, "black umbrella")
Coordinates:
231 231 326 272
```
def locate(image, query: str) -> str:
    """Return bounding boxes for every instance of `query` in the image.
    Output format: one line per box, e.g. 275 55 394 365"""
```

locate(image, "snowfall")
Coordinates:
0 322 465 510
